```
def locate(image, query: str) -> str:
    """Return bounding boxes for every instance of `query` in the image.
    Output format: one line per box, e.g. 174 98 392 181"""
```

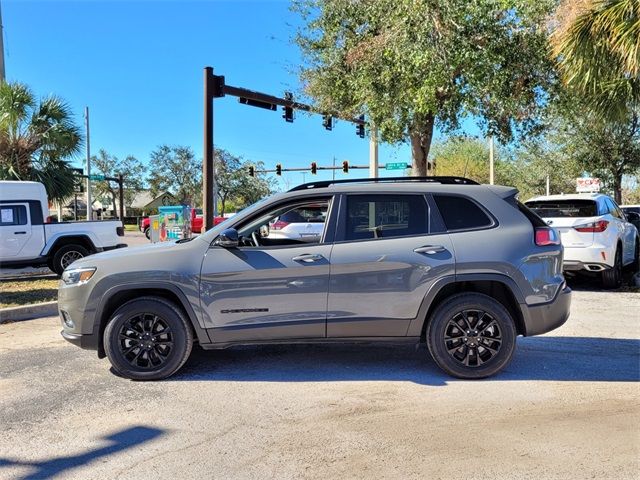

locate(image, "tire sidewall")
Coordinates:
602 247 622 288
427 293 517 379
104 298 192 381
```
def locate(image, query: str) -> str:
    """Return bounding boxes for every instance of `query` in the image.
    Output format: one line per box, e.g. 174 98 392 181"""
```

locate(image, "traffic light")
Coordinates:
322 115 333 131
311 162 317 175
248 166 255 177
356 114 365 138
342 161 349 173
276 163 282 176
283 92 294 123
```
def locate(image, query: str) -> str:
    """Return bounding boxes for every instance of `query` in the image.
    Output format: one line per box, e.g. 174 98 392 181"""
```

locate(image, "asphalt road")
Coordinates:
0 288 638 480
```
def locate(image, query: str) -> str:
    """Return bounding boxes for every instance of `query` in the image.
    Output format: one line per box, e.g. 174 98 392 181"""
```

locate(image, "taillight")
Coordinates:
574 220 608 233
116 226 125 236
535 227 560 246
271 220 289 230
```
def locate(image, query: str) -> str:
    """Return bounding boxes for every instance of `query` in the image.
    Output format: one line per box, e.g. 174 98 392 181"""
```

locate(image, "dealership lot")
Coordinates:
0 287 638 480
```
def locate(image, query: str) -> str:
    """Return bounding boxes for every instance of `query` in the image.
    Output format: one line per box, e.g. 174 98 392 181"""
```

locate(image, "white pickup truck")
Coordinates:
0 181 127 275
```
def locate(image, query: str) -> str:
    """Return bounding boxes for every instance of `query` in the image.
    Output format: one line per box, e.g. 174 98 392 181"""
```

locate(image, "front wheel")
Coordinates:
51 244 90 275
426 293 517 379
104 297 193 380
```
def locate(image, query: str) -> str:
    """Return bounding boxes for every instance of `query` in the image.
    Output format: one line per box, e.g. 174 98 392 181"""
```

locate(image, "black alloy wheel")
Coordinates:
443 310 502 368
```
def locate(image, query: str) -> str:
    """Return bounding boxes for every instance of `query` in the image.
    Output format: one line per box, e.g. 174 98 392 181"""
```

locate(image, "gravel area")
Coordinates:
0 287 638 480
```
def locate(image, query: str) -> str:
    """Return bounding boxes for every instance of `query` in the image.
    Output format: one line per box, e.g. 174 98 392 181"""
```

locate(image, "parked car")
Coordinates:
266 203 327 242
525 194 639 288
140 208 224 239
59 177 571 381
0 181 126 275
621 205 640 231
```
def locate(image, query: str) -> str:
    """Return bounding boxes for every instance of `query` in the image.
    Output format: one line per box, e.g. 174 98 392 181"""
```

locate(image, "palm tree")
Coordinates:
552 0 640 121
0 82 82 201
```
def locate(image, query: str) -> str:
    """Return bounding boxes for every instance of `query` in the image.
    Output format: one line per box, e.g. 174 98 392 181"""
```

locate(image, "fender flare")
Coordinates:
406 273 526 337
41 233 99 256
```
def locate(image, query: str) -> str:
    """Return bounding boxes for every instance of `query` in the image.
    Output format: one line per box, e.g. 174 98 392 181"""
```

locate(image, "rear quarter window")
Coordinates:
433 195 493 231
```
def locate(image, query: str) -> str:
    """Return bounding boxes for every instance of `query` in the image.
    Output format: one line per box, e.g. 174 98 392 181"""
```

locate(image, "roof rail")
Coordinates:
288 176 479 192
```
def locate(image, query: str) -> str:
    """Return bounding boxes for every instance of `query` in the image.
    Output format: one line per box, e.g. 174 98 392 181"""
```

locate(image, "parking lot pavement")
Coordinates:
0 288 638 480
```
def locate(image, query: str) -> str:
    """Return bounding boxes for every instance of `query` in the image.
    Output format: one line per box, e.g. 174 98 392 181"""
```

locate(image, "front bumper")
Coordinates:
61 329 99 350
522 285 572 337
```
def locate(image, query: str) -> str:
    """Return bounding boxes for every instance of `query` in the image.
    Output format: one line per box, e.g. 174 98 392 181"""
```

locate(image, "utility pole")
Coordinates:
0 1 5 82
489 135 495 185
85 107 92 220
546 174 550 196
332 156 336 180
369 126 378 179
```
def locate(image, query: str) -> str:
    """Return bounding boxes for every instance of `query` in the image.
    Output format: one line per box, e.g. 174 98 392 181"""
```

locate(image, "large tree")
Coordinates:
0 82 82 201
148 145 202 206
91 149 146 214
294 0 557 175
551 0 639 121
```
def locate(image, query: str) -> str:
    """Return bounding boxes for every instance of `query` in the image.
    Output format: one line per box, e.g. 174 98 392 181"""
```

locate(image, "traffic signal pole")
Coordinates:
202 66 369 231
203 67 216 231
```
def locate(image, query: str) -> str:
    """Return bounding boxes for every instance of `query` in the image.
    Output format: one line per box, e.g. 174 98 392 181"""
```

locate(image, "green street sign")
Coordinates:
385 162 408 170
88 174 105 181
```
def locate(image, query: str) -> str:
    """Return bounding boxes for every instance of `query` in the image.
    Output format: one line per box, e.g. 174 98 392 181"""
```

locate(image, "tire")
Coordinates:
104 297 193 381
426 293 517 379
144 227 151 240
51 244 90 275
601 247 623 289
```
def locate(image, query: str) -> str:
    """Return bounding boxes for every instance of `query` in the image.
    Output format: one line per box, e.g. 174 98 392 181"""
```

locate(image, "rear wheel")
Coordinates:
144 227 151 240
104 297 193 381
426 293 517 379
601 247 623 289
51 244 90 275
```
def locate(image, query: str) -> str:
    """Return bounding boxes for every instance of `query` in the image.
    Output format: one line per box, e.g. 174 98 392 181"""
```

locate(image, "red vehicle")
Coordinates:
140 208 224 239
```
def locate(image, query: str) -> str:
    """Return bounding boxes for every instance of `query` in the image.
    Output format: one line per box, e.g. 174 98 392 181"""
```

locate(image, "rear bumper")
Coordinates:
522 285 572 337
101 243 128 252
563 245 615 271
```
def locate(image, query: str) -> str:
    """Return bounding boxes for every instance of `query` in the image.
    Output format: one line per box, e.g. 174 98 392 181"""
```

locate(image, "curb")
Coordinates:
0 301 58 324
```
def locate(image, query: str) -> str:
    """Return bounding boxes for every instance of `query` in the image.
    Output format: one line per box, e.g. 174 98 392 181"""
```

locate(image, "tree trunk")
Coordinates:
614 172 622 205
409 113 435 176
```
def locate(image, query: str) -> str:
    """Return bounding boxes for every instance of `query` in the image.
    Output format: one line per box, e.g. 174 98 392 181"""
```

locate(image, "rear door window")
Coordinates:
433 195 493 231
525 200 598 218
343 195 428 241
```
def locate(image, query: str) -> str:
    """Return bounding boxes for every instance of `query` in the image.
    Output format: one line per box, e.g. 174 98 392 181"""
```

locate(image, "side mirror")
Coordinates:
216 228 239 248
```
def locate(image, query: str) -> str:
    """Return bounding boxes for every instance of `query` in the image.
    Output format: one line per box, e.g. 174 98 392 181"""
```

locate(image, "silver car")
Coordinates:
59 177 571 380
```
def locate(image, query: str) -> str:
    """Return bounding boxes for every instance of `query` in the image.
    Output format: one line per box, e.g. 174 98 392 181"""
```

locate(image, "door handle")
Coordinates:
292 253 323 263
414 245 446 255
14 231 27 235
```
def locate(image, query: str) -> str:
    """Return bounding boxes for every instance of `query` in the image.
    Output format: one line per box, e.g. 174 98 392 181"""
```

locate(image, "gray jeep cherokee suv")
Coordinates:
59 177 571 380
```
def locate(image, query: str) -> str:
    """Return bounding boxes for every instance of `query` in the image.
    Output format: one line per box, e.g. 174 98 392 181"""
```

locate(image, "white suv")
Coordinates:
526 193 639 288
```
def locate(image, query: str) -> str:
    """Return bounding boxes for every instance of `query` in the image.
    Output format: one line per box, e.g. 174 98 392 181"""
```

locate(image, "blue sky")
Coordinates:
4 0 480 189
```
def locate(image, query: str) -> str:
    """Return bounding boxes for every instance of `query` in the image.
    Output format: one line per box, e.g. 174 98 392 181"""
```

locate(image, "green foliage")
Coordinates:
91 149 146 211
294 0 558 173
148 145 202 206
552 0 640 121
430 136 491 184
0 82 82 201
216 150 276 214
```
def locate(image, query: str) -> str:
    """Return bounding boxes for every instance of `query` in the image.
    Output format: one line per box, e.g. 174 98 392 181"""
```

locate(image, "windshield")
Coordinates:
525 200 598 218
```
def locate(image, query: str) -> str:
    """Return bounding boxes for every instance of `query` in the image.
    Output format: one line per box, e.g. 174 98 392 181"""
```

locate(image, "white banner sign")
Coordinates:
576 177 601 193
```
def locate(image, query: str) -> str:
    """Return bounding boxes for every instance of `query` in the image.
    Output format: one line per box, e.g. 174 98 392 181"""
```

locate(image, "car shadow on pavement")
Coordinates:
0 426 163 480
172 336 639 386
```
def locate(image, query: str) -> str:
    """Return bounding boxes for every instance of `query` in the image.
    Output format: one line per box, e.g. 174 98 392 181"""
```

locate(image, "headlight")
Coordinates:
62 267 97 285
